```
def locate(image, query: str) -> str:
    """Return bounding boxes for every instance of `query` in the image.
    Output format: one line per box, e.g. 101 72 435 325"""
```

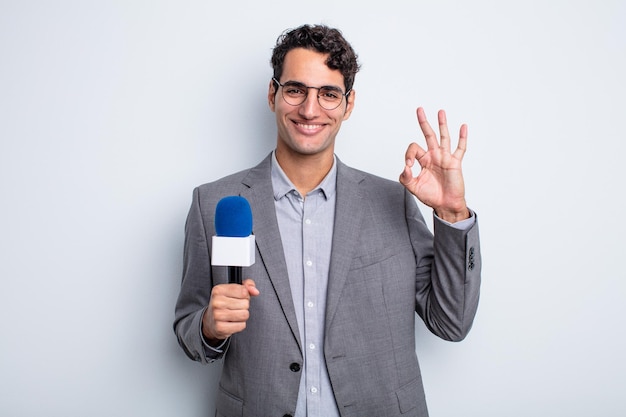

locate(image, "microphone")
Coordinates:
212 196 255 284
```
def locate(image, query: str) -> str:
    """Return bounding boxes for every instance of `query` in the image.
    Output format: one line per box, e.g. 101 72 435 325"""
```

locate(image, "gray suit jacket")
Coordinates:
174 154 481 417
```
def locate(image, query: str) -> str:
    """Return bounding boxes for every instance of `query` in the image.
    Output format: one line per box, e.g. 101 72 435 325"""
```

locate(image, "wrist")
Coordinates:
435 206 470 223
201 308 224 347
201 323 224 347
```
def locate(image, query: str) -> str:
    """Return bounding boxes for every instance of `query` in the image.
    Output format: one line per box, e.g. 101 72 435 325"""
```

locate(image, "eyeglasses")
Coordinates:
272 77 350 110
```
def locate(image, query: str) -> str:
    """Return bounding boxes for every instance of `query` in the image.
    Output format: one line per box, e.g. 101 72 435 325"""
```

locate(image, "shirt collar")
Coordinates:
270 151 337 201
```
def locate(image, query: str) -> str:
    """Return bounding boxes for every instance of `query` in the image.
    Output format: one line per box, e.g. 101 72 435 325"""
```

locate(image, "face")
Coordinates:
268 48 355 161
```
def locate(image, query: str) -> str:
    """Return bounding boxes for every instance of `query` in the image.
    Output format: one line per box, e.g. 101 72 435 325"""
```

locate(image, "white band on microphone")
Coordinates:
211 235 256 267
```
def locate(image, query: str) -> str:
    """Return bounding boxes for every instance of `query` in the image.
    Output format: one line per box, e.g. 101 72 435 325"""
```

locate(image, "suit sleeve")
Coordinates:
407 190 482 341
173 187 224 363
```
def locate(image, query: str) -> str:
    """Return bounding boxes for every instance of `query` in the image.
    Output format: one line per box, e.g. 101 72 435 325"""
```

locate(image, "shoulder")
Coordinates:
194 154 272 197
187 155 270 215
196 169 250 192
337 159 406 197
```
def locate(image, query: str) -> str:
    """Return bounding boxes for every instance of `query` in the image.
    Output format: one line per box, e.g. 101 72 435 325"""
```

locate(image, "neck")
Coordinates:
275 149 334 196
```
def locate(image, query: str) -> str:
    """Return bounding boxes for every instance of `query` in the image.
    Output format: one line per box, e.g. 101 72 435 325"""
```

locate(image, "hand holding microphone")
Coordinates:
202 279 260 344
202 196 260 345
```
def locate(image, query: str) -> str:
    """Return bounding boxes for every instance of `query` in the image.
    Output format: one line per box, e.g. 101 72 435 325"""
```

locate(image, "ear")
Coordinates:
342 89 356 121
268 79 277 112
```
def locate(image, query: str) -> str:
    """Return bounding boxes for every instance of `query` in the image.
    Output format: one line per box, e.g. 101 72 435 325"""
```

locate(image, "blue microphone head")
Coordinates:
214 196 253 237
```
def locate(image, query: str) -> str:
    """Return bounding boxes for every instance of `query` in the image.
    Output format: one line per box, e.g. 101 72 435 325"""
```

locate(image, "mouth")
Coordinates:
293 121 325 134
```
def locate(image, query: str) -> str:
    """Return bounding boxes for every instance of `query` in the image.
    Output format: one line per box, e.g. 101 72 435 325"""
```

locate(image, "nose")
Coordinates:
298 88 321 118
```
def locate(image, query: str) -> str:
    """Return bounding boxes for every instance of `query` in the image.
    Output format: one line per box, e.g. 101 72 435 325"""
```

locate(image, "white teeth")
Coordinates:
296 122 322 130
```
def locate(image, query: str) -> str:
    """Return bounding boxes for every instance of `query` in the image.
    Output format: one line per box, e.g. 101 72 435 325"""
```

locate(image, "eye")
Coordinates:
319 88 342 100
284 84 306 96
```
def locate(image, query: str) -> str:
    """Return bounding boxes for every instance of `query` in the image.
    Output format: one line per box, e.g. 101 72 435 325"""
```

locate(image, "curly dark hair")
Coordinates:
270 24 361 93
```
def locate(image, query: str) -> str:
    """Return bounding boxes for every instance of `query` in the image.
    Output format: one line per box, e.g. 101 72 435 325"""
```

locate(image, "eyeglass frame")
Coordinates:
272 77 352 110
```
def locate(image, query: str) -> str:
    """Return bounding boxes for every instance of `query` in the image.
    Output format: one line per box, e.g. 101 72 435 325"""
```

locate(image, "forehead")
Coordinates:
281 48 344 87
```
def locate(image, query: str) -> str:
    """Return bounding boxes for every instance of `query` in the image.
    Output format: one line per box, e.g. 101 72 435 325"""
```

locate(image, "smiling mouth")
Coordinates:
295 121 324 131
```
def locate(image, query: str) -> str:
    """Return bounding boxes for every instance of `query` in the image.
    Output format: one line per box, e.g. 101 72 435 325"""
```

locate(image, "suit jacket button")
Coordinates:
289 363 301 372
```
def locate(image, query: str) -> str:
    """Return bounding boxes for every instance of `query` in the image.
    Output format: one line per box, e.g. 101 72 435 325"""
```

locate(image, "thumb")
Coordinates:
399 165 419 188
399 165 412 185
243 279 260 297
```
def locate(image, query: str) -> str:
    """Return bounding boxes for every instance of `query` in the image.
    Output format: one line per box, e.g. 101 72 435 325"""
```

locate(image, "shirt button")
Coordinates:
307 301 314 308
311 387 318 394
306 260 313 267
305 218 311 225
309 343 315 350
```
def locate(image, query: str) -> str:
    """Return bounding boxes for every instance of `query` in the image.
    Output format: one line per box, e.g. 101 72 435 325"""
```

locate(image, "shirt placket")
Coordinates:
302 193 322 416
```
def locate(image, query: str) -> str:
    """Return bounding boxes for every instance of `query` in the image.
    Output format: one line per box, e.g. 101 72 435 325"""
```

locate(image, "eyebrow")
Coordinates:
283 80 344 92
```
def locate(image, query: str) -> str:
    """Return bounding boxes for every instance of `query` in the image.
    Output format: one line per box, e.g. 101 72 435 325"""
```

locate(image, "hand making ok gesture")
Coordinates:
399 107 470 223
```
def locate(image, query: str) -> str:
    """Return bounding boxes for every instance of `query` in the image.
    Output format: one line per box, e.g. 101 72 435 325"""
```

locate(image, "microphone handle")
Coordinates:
228 266 243 285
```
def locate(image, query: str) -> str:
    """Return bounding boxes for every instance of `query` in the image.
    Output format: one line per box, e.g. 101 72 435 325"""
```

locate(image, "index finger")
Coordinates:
404 141 426 167
213 282 253 300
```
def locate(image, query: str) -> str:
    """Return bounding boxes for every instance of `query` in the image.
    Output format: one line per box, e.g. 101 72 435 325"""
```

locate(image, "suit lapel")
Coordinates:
240 155 302 351
325 160 365 333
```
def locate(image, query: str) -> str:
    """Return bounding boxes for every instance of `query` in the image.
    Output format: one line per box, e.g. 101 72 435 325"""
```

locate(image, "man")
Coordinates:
174 24 481 417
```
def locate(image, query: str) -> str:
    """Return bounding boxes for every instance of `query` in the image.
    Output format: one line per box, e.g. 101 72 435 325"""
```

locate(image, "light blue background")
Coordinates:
1 1 625 416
